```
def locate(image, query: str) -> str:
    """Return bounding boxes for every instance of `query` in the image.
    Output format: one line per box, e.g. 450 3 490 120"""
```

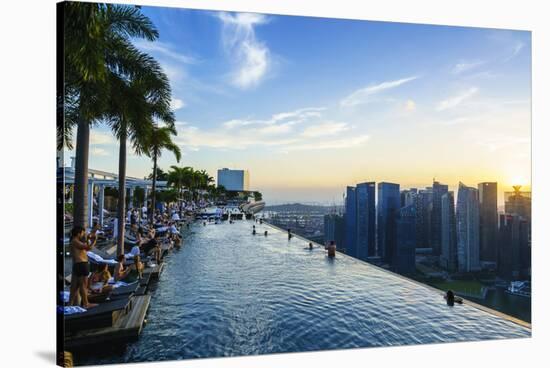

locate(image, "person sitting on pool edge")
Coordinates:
444 290 463 306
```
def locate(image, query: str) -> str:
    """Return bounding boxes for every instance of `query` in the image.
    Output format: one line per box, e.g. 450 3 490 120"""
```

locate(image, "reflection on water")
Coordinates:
75 220 530 365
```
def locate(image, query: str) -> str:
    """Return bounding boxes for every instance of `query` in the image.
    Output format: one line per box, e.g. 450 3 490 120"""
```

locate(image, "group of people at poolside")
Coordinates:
68 204 186 309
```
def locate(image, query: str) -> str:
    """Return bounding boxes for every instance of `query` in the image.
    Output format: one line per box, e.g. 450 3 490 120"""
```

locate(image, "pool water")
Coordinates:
76 219 530 365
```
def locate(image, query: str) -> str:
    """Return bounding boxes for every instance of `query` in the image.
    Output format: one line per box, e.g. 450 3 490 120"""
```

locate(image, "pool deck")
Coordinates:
65 295 151 349
264 221 531 330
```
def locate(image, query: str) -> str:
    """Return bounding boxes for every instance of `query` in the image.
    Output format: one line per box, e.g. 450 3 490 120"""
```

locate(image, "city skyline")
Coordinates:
63 6 531 205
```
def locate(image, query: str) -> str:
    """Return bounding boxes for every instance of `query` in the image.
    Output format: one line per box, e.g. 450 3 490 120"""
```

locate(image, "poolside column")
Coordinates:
98 184 105 226
87 181 94 228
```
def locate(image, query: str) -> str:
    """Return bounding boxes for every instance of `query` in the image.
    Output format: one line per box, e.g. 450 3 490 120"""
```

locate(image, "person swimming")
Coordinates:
252 229 256 235
309 242 313 250
326 240 336 257
288 229 292 240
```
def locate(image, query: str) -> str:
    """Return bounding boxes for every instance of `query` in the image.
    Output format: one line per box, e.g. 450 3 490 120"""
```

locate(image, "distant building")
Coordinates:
431 181 448 256
440 191 457 272
217 168 250 191
394 204 417 274
324 214 345 251
344 186 357 258
356 182 376 260
400 188 417 208
415 188 433 249
478 182 498 265
377 182 400 264
456 182 480 273
498 214 528 280
504 186 531 222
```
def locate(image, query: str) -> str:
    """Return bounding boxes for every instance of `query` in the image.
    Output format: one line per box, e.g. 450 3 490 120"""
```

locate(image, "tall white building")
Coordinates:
217 168 250 191
456 182 480 272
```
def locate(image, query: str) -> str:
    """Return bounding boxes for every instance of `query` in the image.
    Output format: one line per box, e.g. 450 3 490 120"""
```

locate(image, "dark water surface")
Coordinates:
75 220 530 365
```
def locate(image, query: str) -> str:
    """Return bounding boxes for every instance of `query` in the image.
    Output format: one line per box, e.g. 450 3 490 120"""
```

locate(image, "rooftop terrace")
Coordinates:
76 218 530 365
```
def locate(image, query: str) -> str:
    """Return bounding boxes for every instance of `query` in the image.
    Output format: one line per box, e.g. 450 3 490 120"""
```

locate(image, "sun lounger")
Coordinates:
64 297 132 332
110 281 140 296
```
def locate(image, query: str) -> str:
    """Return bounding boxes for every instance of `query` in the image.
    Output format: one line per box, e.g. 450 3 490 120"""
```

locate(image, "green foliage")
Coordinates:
253 191 263 201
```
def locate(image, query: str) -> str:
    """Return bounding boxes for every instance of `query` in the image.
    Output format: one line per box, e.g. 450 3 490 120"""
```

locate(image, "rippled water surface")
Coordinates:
76 220 530 365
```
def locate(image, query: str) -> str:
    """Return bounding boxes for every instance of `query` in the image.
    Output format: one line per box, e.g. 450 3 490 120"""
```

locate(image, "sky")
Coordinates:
65 5 532 206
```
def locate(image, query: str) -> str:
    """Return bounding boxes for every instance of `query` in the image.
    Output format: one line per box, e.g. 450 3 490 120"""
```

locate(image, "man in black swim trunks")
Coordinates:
69 226 97 308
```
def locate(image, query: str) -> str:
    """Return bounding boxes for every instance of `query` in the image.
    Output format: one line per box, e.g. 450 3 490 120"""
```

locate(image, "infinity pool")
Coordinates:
76 219 530 365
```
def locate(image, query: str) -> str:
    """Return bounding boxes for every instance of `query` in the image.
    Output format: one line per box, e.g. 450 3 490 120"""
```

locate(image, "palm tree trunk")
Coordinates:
150 154 158 224
117 127 127 256
73 115 90 229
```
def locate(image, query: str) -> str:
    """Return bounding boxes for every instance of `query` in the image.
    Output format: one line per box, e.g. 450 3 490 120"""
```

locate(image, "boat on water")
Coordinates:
505 281 531 298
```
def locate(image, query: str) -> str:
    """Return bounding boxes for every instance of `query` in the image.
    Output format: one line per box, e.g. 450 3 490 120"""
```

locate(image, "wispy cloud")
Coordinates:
503 41 525 63
91 147 109 156
90 131 116 145
170 97 186 110
173 106 367 153
133 40 197 64
282 135 370 151
221 107 325 129
436 87 479 111
301 122 349 138
340 76 418 107
452 60 485 74
217 12 271 89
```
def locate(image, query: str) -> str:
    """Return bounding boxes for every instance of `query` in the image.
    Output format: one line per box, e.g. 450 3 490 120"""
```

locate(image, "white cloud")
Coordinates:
301 122 349 138
217 12 271 89
222 107 325 129
91 147 109 156
133 40 197 64
436 87 479 111
171 98 186 110
503 41 525 63
90 131 115 145
340 76 418 107
172 106 366 153
452 60 485 74
282 135 370 151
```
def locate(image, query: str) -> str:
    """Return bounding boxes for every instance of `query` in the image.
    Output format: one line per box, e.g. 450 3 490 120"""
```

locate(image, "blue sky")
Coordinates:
66 5 532 205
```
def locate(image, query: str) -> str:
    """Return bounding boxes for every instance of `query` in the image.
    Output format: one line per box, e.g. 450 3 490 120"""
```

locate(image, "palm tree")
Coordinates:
167 166 188 206
144 125 181 222
106 62 174 255
61 2 160 228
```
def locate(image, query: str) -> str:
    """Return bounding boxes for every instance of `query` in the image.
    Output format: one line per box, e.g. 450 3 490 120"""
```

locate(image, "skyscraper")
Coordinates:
415 188 433 249
498 214 527 280
344 186 357 257
478 182 498 265
400 188 418 208
394 204 417 274
431 181 448 256
440 191 457 272
356 182 376 260
377 182 400 263
504 186 531 222
456 182 480 273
